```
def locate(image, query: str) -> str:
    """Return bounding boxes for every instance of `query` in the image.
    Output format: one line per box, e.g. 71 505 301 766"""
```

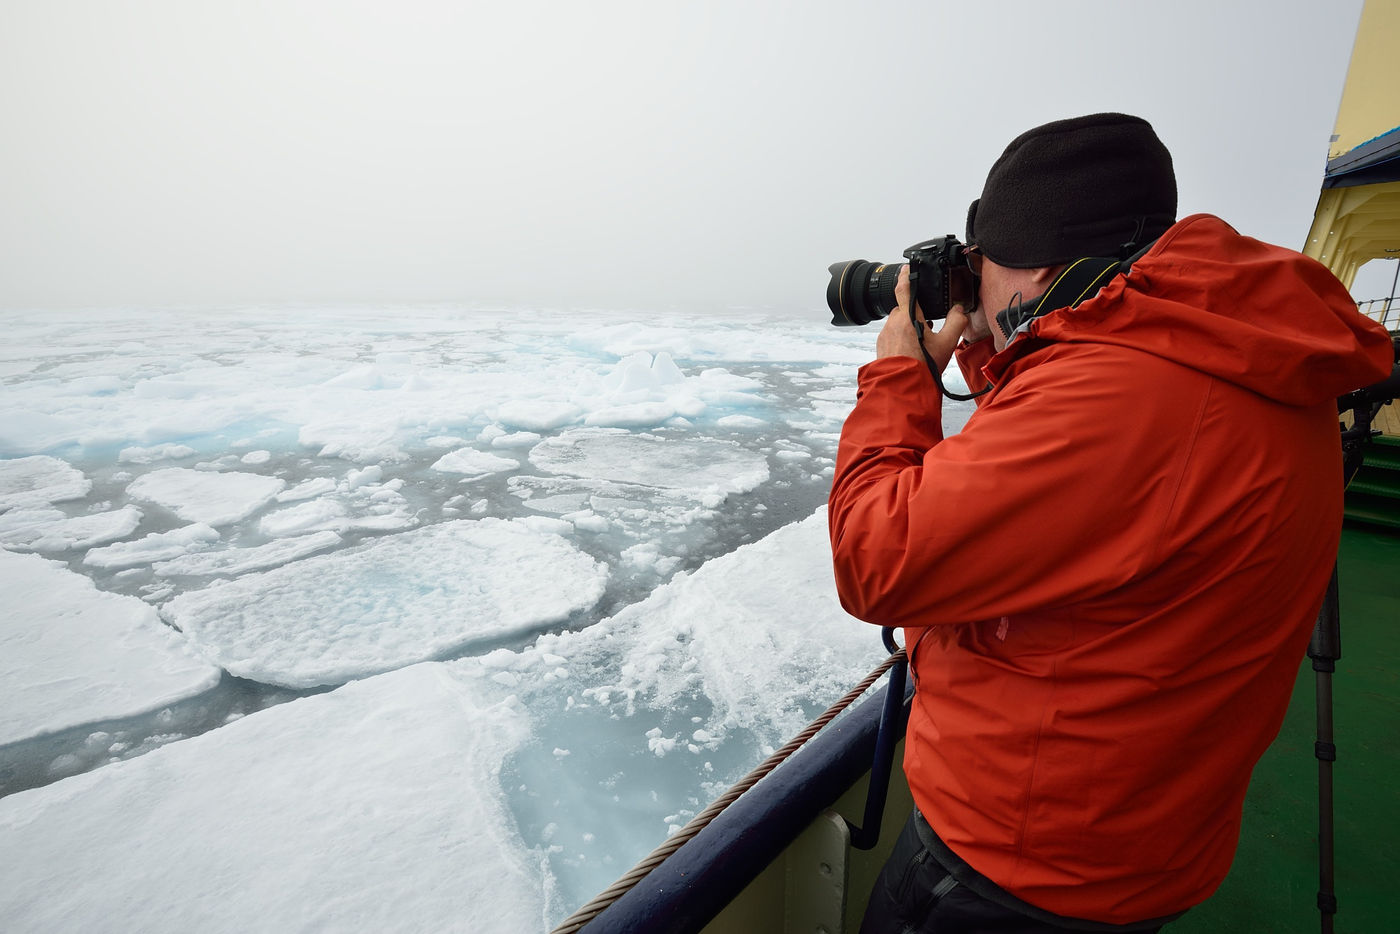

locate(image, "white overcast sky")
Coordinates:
2 0 1389 315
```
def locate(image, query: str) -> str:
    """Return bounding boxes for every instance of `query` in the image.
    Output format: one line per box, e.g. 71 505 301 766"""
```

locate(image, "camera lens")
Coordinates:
826 260 902 327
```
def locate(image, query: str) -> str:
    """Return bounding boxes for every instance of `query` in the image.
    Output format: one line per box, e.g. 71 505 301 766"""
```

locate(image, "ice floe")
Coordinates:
117 443 198 464
0 550 220 747
255 471 416 538
0 455 92 509
163 519 610 688
496 399 584 432
529 428 769 497
0 664 543 933
83 524 222 569
276 477 338 502
0 504 143 552
126 468 286 526
430 447 520 479
153 530 343 578
252 466 417 539
256 498 351 537
530 508 879 748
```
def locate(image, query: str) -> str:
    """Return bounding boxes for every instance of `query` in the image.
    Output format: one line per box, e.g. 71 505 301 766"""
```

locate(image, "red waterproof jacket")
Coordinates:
829 214 1393 923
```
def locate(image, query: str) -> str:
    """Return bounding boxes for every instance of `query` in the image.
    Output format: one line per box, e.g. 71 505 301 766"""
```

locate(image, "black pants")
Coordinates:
860 813 1165 934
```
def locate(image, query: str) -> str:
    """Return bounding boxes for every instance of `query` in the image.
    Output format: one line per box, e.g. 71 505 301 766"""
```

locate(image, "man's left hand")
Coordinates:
875 265 968 371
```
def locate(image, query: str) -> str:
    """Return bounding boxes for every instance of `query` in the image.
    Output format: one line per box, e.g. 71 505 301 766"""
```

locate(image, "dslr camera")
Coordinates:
826 235 978 327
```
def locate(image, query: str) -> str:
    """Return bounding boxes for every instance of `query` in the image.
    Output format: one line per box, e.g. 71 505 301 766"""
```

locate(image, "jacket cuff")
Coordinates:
955 338 995 398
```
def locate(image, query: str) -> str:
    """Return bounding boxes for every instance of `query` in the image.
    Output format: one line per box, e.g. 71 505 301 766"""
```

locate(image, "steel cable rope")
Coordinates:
548 648 906 934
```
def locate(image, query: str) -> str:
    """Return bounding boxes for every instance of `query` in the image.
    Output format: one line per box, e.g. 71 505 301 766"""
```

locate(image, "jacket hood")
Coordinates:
988 214 1394 406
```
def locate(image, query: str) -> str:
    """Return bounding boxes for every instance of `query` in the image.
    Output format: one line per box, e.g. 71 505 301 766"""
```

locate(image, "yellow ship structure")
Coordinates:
1305 0 1400 439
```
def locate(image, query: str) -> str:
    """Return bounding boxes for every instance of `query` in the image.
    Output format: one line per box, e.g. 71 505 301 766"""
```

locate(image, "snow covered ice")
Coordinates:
0 455 91 508
0 306 976 931
165 518 610 688
126 467 286 525
0 664 545 932
0 549 220 747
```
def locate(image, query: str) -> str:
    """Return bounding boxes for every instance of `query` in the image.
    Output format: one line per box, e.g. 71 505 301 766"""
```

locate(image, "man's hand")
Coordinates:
874 265 970 372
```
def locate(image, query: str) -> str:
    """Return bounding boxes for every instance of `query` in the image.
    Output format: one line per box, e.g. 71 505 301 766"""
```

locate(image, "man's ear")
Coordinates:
1030 265 1064 287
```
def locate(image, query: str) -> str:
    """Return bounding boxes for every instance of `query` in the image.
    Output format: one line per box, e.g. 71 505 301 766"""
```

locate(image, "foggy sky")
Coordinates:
1 0 1384 315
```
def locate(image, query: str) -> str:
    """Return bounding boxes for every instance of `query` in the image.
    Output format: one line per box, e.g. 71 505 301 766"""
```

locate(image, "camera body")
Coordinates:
827 235 978 327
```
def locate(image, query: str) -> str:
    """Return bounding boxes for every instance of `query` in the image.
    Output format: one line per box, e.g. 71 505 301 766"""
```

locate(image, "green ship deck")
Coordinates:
1174 524 1399 932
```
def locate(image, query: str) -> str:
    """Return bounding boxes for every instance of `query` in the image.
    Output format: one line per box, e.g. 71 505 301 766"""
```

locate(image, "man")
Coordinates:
827 113 1394 932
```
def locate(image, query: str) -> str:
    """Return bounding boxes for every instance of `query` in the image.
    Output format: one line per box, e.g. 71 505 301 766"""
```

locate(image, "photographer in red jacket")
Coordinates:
828 114 1393 933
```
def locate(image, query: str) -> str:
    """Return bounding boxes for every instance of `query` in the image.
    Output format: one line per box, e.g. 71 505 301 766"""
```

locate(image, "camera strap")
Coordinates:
908 301 990 402
915 241 1154 402
996 239 1157 342
995 255 1125 340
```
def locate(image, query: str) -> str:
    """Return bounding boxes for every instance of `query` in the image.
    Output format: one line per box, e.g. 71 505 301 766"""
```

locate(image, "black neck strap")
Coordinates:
920 240 1154 403
995 254 1125 339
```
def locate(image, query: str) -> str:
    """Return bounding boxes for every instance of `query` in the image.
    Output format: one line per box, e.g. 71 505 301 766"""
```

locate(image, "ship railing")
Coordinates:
550 648 910 934
1357 297 1400 331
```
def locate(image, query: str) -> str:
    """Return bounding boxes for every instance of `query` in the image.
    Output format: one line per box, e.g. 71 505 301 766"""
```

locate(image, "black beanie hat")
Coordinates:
965 113 1177 268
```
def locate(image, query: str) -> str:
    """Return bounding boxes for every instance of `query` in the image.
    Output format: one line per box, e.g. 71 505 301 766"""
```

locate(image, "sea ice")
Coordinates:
0 664 545 933
127 467 286 526
257 498 350 537
276 477 338 502
83 524 222 569
469 509 885 913
0 412 86 457
529 428 769 496
0 306 890 927
497 399 585 431
256 468 416 538
322 363 393 390
344 465 382 489
602 351 686 393
0 455 92 509
583 400 691 428
574 320 874 368
118 443 199 464
572 354 702 429
0 504 143 552
0 550 220 747
163 518 609 688
532 508 880 747
430 447 519 479
507 474 722 554
153 530 343 577
491 430 542 448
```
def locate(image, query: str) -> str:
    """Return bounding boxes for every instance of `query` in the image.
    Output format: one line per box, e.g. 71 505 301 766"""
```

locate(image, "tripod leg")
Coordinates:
1309 565 1340 933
